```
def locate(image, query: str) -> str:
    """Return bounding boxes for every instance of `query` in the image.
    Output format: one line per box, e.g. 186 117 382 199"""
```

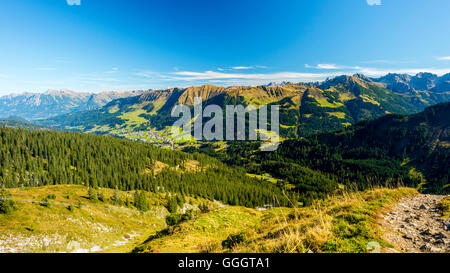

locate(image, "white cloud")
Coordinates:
168 70 342 82
305 64 361 70
66 0 81 6
232 66 253 70
437 56 450 61
4 65 450 95
164 66 450 84
357 67 450 77
317 64 339 69
305 64 339 69
231 65 267 70
367 0 381 6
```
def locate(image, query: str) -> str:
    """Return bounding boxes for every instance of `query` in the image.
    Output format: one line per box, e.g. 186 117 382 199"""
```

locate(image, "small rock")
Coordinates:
402 234 412 240
429 246 441 253
419 244 429 251
420 229 431 236
433 232 447 239
419 204 427 210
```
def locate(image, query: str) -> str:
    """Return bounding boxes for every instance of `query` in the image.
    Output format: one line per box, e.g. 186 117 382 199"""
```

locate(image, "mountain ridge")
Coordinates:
38 73 450 140
375 72 450 93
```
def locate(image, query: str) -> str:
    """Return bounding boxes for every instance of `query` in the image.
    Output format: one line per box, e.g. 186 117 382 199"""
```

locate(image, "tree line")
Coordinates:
0 126 294 207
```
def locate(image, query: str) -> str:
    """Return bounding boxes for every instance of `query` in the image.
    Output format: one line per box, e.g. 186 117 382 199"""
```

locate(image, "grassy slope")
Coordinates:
0 185 419 253
0 185 172 253
134 206 267 253
134 187 417 253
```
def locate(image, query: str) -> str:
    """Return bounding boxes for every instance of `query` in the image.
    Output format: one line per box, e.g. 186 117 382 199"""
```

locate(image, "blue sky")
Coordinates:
1 0 450 95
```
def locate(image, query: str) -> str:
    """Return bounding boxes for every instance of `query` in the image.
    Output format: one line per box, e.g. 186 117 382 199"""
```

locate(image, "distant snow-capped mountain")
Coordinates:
0 89 145 120
374 72 450 93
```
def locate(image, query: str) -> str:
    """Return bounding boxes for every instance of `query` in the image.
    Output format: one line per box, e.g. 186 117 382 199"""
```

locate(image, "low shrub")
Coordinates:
199 203 210 213
222 232 245 249
0 189 17 214
88 187 98 201
165 210 197 226
41 197 51 208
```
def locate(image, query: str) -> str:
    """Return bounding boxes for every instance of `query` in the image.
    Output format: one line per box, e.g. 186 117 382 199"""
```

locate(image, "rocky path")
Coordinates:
382 194 449 253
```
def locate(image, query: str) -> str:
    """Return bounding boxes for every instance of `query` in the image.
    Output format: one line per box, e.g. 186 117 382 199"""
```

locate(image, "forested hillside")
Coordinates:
0 126 293 207
189 103 450 204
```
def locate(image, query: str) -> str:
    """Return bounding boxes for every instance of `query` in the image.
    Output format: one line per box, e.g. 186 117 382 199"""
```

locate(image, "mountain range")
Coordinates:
0 89 145 120
376 72 450 93
36 72 450 139
1 77 449 253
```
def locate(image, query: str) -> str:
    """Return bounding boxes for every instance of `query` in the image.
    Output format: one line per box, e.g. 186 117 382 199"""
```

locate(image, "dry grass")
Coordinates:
134 187 417 253
235 188 417 253
1 185 418 253
133 206 264 253
144 160 202 176
152 161 169 175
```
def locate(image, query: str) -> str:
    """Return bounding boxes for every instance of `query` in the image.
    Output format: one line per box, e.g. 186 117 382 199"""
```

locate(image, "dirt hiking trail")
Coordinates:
381 194 449 253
